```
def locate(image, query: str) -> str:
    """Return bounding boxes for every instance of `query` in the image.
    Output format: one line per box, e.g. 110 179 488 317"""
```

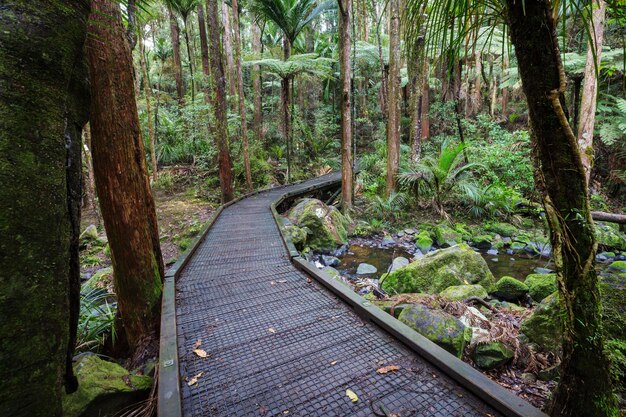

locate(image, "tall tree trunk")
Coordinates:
207 0 235 202
505 1 618 416
0 2 90 414
221 0 237 100
386 0 401 195
577 0 606 185
139 35 158 182
251 22 264 141
422 70 430 140
282 40 293 183
197 3 210 91
231 0 253 190
501 52 509 116
82 124 102 227
168 7 185 105
87 0 164 354
374 0 388 116
182 19 196 103
339 0 354 211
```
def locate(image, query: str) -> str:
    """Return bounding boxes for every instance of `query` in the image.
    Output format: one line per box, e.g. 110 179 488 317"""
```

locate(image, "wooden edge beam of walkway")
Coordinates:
158 173 548 417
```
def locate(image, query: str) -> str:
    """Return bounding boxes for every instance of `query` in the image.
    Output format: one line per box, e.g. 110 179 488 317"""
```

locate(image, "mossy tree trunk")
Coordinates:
505 0 618 415
0 1 90 415
338 0 354 211
87 0 165 355
207 0 235 202
386 0 401 195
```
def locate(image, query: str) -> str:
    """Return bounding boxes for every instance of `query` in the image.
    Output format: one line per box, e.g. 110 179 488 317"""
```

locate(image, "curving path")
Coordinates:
160 173 545 417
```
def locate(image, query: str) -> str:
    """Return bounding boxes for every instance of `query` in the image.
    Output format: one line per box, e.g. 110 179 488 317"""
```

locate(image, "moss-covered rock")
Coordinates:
525 273 557 302
440 284 488 301
83 267 113 289
599 271 626 342
485 222 518 237
595 222 626 251
472 342 514 370
62 355 152 417
520 292 563 352
286 198 348 251
607 260 626 273
283 221 308 249
381 244 496 295
493 276 529 301
414 231 433 253
433 224 461 247
472 235 493 250
398 304 468 357
80 224 99 241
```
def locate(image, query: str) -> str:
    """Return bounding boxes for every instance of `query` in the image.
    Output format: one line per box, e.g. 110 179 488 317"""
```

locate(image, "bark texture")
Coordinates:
282 40 293 182
231 0 253 190
221 0 237 99
0 1 90 415
577 0 606 185
505 1 618 415
87 0 164 353
386 0 401 195
339 0 354 211
207 0 235 202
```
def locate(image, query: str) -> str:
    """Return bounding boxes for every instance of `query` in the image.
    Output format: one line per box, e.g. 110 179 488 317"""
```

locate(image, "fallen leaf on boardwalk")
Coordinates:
187 372 203 386
258 405 268 416
276 279 287 283
307 277 312 283
268 327 276 333
193 339 202 349
376 365 400 374
330 360 338 365
193 349 208 358
346 389 358 403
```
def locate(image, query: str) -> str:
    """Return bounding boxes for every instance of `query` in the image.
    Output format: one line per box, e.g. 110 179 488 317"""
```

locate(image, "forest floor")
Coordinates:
80 185 215 282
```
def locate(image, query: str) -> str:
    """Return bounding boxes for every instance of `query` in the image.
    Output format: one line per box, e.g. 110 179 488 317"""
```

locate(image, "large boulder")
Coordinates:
286 198 349 251
63 355 152 417
492 276 529 301
381 244 496 295
525 273 557 302
485 222 519 238
440 284 488 301
520 292 562 352
432 224 462 247
398 304 468 358
472 342 514 370
595 222 626 251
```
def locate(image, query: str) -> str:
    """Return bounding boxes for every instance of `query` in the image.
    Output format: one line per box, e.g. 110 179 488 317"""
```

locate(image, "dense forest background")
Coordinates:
1 0 626 416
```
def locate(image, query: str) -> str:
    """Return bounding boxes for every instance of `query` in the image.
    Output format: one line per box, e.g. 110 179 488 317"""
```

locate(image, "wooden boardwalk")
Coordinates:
159 173 546 417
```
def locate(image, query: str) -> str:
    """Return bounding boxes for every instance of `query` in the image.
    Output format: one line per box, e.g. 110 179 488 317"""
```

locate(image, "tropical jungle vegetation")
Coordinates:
0 0 625 416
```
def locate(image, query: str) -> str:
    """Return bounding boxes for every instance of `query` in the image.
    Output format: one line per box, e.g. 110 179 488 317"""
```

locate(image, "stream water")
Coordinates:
336 243 555 282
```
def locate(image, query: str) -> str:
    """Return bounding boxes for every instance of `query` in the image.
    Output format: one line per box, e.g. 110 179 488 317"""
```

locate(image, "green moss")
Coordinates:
485 222 518 237
83 267 114 289
381 244 496 294
440 284 488 301
472 342 514 370
520 292 563 352
525 273 557 302
595 222 626 251
432 223 461 246
287 198 349 251
607 260 626 273
414 231 433 253
493 276 529 301
398 304 467 358
599 272 626 341
62 355 152 417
